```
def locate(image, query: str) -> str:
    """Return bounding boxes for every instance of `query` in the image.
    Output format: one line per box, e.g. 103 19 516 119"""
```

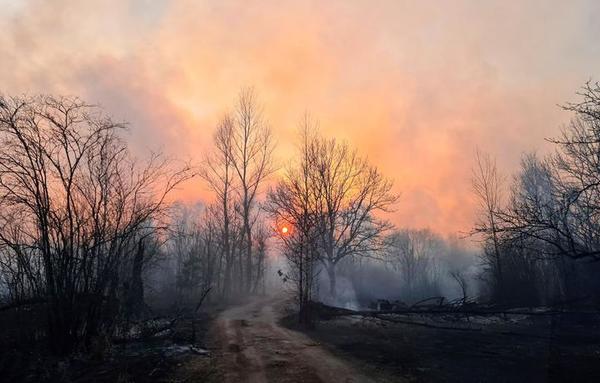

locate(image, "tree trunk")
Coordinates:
245 223 252 292
490 220 504 302
252 247 264 294
326 263 337 300
222 250 231 299
127 238 145 319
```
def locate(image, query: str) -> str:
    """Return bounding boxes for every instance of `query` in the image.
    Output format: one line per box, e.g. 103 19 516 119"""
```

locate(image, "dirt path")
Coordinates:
209 295 375 383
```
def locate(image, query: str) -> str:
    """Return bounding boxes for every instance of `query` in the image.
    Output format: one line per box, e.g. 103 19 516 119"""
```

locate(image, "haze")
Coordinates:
1 0 599 234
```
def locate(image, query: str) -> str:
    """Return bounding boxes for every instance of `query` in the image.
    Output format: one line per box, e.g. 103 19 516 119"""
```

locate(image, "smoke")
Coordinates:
317 230 481 308
2 0 596 235
318 275 360 311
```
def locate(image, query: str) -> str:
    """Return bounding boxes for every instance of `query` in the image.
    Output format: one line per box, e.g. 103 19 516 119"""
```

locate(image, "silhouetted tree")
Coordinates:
230 88 274 291
472 150 505 301
268 114 397 304
266 119 320 324
200 116 238 298
0 95 192 354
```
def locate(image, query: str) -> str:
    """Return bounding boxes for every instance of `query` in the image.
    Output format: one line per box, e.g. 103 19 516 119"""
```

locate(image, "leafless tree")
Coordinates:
0 95 193 354
494 151 596 303
472 82 600 303
230 88 274 291
200 90 274 297
200 116 238 298
268 114 397 307
309 132 398 299
387 229 442 302
252 220 270 294
166 203 219 307
266 118 321 324
508 82 600 261
472 149 505 301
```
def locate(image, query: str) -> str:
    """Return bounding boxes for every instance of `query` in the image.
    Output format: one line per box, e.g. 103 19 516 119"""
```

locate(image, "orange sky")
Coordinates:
1 0 599 235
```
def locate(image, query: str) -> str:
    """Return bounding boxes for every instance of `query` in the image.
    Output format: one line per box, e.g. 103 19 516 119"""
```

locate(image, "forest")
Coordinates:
1 82 600 382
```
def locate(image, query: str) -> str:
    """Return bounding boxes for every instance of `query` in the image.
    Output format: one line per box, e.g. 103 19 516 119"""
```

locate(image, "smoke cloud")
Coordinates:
1 0 599 235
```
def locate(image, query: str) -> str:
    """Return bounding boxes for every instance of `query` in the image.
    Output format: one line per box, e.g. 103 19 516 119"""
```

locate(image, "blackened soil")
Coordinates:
287 312 600 383
0 312 218 383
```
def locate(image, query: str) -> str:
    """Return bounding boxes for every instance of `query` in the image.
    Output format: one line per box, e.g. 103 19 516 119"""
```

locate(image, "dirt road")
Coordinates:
209 295 375 383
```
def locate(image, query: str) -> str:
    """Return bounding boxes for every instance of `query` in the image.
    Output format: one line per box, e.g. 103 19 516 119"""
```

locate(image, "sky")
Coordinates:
1 0 599 236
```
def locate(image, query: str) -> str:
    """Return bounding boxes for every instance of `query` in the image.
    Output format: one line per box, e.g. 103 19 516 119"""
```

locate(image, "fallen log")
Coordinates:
318 305 598 318
410 296 445 308
311 302 566 333
311 301 600 326
366 314 482 332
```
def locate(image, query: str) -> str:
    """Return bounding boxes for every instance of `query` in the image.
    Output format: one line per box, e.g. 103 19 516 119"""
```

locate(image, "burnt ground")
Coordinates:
4 298 600 382
0 310 220 383
286 309 600 383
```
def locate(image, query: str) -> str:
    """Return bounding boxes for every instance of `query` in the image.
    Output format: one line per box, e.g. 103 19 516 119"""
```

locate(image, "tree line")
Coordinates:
0 85 399 355
473 81 600 306
196 89 274 300
4 81 598 354
0 95 193 354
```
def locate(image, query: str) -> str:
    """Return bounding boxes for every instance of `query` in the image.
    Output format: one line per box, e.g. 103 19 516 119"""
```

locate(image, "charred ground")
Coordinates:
283 301 600 383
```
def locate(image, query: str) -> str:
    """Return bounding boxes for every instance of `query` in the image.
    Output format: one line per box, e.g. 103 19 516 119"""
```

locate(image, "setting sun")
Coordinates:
281 226 289 234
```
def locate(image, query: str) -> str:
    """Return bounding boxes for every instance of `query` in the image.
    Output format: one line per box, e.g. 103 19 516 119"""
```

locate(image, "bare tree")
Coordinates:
230 88 274 291
310 134 398 299
529 82 600 260
266 119 320 324
269 115 397 303
200 90 274 297
387 229 442 302
167 203 219 307
0 95 192 354
472 149 505 301
495 83 600 264
252 220 270 294
471 83 600 304
200 116 237 298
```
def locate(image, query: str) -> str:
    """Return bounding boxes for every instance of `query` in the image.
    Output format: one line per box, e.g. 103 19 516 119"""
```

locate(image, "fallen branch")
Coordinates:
410 296 445 308
325 306 598 318
311 301 600 322
369 314 482 332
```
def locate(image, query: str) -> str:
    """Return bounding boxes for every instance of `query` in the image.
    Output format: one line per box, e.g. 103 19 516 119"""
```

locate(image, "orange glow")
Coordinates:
0 1 582 237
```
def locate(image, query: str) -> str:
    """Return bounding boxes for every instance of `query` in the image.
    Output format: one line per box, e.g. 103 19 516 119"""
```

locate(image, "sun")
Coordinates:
281 226 289 234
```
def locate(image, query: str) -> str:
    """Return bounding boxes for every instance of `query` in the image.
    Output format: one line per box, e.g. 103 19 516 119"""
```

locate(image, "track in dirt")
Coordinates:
211 295 375 383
